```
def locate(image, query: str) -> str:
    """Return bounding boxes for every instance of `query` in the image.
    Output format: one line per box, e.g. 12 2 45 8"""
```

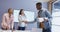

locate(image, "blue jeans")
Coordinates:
17 26 25 30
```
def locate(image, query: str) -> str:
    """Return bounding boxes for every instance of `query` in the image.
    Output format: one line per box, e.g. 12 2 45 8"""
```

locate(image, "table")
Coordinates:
13 30 31 32
1 30 11 32
0 28 42 32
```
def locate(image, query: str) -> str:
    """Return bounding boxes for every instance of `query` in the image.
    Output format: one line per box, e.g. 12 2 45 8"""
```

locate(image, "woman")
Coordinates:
18 9 27 30
1 8 14 30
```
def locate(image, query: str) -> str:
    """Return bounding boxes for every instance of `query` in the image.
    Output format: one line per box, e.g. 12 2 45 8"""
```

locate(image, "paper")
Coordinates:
44 17 48 20
37 18 44 22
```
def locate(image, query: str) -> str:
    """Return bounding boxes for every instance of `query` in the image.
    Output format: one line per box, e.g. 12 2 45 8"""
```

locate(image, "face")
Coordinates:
8 9 13 14
36 4 42 10
21 10 24 14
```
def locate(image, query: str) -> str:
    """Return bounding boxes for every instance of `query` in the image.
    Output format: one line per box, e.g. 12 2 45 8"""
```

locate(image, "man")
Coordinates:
1 8 14 30
36 2 52 32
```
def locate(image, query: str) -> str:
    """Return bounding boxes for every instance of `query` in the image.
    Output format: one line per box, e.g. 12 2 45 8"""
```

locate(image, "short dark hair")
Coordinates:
19 9 23 15
36 2 42 6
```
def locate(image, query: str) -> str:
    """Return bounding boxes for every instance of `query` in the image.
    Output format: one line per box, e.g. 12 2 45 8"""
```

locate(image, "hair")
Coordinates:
36 2 42 6
19 9 24 15
8 8 12 12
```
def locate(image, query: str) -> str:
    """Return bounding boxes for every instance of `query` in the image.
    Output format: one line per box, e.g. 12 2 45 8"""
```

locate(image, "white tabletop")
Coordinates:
0 30 11 32
13 30 31 32
0 28 42 32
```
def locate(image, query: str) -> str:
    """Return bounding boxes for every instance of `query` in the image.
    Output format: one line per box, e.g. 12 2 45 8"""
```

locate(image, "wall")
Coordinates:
0 0 47 30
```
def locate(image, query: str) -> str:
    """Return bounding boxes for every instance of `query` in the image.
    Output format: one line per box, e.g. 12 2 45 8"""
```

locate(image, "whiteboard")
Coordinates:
14 10 35 22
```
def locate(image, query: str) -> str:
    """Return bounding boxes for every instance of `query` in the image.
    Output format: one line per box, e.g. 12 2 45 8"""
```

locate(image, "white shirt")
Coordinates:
18 15 27 27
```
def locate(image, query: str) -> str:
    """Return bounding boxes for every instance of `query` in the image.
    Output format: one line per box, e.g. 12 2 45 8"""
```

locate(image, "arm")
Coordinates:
11 16 14 30
1 14 7 28
45 10 52 20
18 15 22 25
18 15 28 24
11 21 14 30
45 10 52 25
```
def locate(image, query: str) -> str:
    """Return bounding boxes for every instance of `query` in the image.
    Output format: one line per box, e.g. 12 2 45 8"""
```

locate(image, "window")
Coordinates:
52 0 60 32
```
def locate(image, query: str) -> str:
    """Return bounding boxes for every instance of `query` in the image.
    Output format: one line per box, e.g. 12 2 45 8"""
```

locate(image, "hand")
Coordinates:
44 18 48 22
6 25 10 30
24 19 28 23
22 19 28 24
25 21 28 23
3 23 7 26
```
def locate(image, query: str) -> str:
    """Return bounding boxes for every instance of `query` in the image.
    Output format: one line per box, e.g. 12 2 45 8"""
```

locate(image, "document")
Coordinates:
37 18 44 22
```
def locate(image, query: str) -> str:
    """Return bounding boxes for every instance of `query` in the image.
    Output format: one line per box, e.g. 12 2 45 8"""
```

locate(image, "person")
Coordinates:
18 9 27 30
36 2 52 32
1 8 14 30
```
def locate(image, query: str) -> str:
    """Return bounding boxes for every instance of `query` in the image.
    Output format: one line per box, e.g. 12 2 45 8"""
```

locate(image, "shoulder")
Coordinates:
3 13 8 16
42 8 48 12
42 8 49 13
